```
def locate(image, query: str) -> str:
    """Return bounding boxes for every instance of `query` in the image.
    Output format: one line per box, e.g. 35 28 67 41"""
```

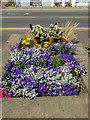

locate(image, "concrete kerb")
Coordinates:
2 95 88 118
2 6 88 10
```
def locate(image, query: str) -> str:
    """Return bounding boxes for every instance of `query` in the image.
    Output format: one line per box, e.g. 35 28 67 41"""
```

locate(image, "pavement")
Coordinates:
2 95 88 118
3 6 88 10
1 29 89 119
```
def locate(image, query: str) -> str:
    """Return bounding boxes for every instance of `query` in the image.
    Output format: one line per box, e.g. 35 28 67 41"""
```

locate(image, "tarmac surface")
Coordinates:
1 6 89 28
1 29 89 118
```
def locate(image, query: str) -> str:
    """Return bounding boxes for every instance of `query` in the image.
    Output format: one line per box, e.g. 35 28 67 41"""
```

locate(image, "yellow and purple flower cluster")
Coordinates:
20 24 67 50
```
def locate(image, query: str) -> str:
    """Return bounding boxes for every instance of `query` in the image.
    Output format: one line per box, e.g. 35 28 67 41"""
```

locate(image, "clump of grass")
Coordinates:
84 46 90 54
21 25 37 44
22 27 31 40
5 2 15 7
64 21 79 42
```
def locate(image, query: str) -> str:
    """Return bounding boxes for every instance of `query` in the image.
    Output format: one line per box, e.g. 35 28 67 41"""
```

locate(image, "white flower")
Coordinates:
55 25 58 28
50 24 53 27
70 43 73 46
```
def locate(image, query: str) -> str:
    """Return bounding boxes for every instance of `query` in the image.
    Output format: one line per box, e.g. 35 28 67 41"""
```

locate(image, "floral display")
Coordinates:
0 23 86 99
0 90 11 98
49 23 64 42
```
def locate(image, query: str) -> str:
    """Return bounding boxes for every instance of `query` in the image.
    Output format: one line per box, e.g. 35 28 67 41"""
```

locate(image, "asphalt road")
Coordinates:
2 9 88 28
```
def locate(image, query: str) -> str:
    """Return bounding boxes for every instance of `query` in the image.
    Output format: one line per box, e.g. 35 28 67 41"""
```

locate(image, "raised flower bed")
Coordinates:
0 23 86 99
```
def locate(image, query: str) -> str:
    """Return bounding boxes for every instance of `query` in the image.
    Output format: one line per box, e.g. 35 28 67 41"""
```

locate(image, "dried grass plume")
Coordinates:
64 21 79 41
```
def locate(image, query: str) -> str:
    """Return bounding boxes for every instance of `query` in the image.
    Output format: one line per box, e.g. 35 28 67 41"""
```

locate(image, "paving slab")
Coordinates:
2 94 88 118
74 42 88 91
2 34 23 66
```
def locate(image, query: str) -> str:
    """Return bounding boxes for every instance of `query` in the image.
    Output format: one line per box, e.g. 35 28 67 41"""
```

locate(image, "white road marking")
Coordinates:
1 16 36 18
0 27 89 30
58 16 89 18
7 13 10 15
24 12 30 15
1 16 88 19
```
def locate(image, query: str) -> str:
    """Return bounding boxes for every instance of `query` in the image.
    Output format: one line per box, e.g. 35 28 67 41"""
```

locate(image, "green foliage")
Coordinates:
2 69 7 78
5 2 15 7
47 44 74 56
50 55 65 68
48 45 58 56
27 41 34 48
57 44 69 54
14 61 27 70
85 46 90 54
33 58 47 68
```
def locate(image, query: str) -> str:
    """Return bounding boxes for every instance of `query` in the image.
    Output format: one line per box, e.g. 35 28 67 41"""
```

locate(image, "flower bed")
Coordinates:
0 23 86 99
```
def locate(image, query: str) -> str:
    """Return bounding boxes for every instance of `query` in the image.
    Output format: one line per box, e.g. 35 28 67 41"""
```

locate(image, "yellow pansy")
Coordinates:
44 41 49 44
46 37 49 40
31 38 34 41
34 45 36 48
27 38 31 40
58 40 60 42
20 47 24 49
44 44 49 47
26 37 32 42
41 42 43 45
38 44 41 47
25 42 30 45
62 36 67 41
34 44 41 48
21 40 26 44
